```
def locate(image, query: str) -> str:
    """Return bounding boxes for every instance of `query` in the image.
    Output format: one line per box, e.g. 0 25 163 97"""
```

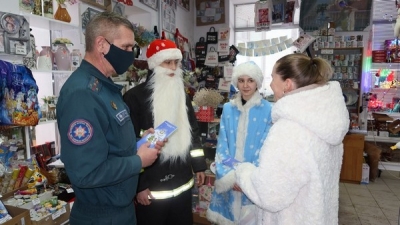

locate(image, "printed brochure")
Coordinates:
137 121 177 148
222 157 241 168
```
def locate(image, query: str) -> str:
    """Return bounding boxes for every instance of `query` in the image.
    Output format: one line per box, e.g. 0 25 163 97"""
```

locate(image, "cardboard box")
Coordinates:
3 190 53 210
3 205 31 225
31 204 70 225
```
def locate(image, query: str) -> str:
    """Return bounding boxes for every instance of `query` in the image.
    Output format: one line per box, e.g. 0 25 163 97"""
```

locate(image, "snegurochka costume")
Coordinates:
206 62 273 224
123 38 207 225
57 60 142 224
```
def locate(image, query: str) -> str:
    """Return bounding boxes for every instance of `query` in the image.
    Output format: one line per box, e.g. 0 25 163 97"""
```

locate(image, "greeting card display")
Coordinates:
137 121 177 148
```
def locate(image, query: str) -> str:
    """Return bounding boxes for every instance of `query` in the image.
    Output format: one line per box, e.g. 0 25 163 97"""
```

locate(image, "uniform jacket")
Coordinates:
235 81 349 225
207 93 272 224
123 70 207 193
57 60 142 216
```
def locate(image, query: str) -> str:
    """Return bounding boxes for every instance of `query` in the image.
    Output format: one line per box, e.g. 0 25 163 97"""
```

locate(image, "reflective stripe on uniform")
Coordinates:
149 178 194 199
190 149 204 157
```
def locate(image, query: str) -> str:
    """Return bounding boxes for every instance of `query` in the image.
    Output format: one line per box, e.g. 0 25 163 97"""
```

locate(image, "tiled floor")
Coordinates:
339 170 400 225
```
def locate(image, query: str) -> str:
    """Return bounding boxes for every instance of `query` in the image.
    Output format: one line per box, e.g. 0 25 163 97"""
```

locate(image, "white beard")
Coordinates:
148 66 192 163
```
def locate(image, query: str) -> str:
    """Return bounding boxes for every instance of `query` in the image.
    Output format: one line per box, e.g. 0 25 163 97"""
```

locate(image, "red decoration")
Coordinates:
118 0 132 6
195 106 214 122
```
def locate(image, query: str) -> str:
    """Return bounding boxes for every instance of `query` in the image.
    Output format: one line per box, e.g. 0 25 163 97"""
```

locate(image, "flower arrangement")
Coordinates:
132 24 155 47
125 64 148 83
183 69 199 99
193 88 224 108
56 0 78 5
52 38 73 46
42 96 55 105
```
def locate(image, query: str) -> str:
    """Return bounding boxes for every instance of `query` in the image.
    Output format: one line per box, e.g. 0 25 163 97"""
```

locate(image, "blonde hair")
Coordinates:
275 53 332 88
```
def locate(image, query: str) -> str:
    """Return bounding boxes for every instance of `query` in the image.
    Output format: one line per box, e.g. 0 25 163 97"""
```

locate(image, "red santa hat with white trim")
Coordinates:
146 32 182 69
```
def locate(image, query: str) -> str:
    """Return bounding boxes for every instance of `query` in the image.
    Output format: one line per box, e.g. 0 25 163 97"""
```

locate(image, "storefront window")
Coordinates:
234 3 299 96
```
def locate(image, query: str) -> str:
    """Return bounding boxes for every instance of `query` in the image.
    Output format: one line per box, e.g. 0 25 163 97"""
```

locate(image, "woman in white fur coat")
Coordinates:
207 62 273 224
235 54 349 225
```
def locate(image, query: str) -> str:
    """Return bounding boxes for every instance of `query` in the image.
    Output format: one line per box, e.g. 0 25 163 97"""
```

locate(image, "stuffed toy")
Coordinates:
395 8 400 38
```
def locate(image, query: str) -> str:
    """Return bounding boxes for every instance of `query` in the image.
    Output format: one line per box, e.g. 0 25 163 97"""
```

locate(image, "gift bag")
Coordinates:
223 65 233 80
218 27 230 41
196 55 206 68
218 78 231 92
206 27 218 44
218 40 229 54
195 37 208 56
199 176 214 202
229 45 239 63
175 28 188 54
218 54 229 63
0 60 40 126
204 47 218 67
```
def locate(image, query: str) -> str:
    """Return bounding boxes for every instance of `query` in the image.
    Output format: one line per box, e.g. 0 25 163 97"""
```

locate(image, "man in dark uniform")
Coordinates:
123 36 207 225
56 12 163 225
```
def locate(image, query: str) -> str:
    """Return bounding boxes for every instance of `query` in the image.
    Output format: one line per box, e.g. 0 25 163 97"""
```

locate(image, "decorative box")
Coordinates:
195 106 214 122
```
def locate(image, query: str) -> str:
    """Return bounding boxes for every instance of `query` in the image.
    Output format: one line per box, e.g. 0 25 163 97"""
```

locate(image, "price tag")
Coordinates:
59 206 66 215
66 188 74 193
32 198 40 206
16 44 27 55
51 210 61 220
321 49 334 54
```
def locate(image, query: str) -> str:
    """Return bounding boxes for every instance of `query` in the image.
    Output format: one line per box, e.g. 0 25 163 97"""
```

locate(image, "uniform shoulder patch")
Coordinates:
67 119 94 145
87 77 102 92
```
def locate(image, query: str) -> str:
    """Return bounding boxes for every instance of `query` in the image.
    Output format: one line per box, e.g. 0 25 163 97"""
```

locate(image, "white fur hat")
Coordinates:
232 61 263 89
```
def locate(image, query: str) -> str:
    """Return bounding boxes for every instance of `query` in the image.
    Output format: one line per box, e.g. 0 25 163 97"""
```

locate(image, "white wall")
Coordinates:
175 1 195 44
193 0 230 52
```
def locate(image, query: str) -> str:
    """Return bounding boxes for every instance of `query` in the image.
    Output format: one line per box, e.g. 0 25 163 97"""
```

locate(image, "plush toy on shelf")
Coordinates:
390 142 400 150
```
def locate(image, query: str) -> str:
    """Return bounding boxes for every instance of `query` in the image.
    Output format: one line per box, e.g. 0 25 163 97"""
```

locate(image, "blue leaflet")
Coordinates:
222 157 240 168
136 121 177 149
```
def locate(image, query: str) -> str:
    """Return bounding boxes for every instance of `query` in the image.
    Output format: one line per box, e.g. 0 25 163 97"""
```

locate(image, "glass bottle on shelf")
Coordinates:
37 46 53 71
54 3 71 23
70 49 82 71
154 26 160 39
53 44 71 71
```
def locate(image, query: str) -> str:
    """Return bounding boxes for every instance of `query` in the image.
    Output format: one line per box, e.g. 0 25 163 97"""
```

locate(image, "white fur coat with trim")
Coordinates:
235 81 349 225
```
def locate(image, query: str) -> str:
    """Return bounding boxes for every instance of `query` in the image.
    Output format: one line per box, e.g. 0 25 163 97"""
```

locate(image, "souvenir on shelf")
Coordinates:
0 59 40 126
0 12 30 56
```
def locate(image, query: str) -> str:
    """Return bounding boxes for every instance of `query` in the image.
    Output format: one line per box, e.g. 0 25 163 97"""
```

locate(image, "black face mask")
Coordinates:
104 39 134 74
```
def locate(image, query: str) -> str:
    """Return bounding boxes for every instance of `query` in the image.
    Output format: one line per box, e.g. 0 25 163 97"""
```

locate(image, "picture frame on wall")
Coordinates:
195 0 225 26
163 0 177 10
1 13 21 35
178 0 190 11
139 0 159 11
162 2 176 33
81 7 101 35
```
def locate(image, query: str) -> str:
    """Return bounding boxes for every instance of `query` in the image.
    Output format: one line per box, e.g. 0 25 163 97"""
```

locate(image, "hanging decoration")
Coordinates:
236 36 293 57
254 0 273 31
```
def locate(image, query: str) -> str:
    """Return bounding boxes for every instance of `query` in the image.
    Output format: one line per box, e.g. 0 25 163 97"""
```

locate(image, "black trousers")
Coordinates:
135 189 193 225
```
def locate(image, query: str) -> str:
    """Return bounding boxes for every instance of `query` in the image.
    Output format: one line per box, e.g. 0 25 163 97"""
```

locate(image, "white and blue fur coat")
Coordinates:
207 92 272 225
